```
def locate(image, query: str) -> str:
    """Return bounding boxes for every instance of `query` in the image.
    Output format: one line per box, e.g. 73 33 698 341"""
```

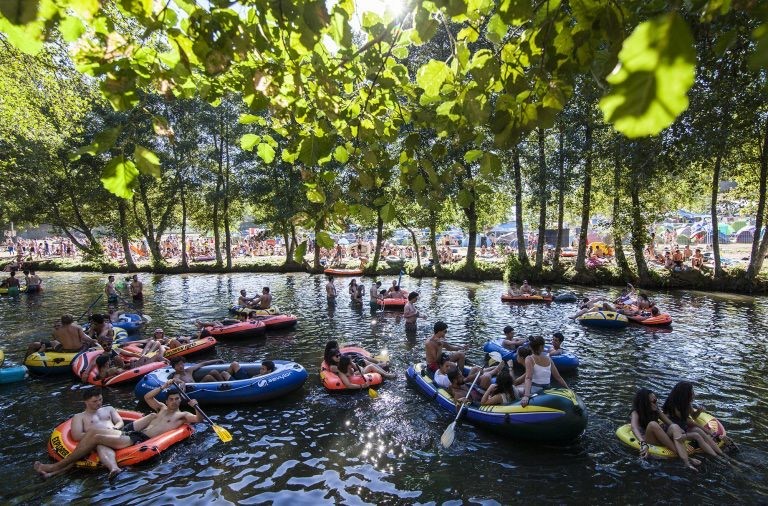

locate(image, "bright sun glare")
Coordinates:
355 0 405 17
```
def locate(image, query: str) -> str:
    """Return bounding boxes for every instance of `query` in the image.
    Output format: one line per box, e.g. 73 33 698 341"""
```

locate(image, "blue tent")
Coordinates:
490 222 517 234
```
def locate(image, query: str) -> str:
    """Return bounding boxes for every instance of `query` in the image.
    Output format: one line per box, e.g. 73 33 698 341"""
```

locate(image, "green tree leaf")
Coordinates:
416 60 452 97
316 230 334 249
133 145 161 177
380 202 396 222
599 12 696 137
101 155 139 198
464 149 483 163
294 240 307 263
240 133 260 151
333 145 349 163
257 142 275 163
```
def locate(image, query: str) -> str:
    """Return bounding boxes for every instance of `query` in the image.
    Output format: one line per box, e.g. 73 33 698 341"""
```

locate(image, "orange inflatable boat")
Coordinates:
320 346 383 391
72 350 167 387
47 409 193 469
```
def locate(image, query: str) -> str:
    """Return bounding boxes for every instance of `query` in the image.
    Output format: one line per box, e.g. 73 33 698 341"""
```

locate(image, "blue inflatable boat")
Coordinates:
553 292 578 303
0 365 27 384
134 360 308 404
112 313 144 333
483 339 580 373
406 363 587 442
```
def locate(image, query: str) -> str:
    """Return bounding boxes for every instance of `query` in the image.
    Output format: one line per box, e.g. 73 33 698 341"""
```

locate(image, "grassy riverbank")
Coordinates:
5 252 768 295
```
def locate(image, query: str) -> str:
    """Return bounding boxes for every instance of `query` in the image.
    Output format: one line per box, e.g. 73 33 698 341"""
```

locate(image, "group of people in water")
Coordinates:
0 269 42 292
568 283 665 320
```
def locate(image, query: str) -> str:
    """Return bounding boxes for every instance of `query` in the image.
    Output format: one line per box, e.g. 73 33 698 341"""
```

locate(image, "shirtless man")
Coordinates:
105 275 118 305
169 356 228 385
26 314 96 357
238 289 256 308
520 280 536 295
87 313 115 341
64 388 125 478
369 281 383 309
254 287 272 309
425 321 467 373
27 270 42 292
389 285 407 300
34 380 202 479
128 275 143 302
325 276 337 303
501 325 526 349
403 292 423 328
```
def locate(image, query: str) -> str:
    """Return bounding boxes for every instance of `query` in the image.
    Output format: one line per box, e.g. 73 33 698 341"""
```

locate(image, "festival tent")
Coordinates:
731 220 748 233
495 232 519 247
735 225 755 244
490 222 517 234
718 223 734 235
676 234 692 245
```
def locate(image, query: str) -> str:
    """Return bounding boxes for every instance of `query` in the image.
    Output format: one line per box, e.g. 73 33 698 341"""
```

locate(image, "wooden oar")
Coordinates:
174 382 231 442
441 369 482 448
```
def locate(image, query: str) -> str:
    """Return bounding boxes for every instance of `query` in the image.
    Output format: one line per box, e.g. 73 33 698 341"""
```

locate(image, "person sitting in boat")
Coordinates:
541 286 552 298
630 387 704 471
204 359 276 381
87 313 115 341
569 301 616 319
34 380 202 479
26 314 97 357
254 287 272 309
636 293 652 311
386 280 398 296
520 280 537 295
238 289 256 308
614 284 636 306
432 354 454 389
548 332 565 356
426 321 468 374
335 354 395 389
389 285 408 300
662 381 726 462
169 356 229 385
446 367 484 406
520 336 569 408
481 365 519 405
501 325 526 350
506 282 520 296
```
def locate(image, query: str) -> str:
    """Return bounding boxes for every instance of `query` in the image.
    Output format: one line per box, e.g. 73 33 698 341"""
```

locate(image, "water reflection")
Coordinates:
0 272 767 503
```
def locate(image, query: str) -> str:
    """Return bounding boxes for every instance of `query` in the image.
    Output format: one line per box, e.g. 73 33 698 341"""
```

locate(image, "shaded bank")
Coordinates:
4 256 767 295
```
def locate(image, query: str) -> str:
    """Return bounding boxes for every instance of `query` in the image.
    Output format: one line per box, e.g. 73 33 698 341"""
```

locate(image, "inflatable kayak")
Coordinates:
134 360 308 404
163 336 218 359
73 350 167 387
483 339 580 373
627 313 673 326
0 364 27 384
377 298 407 309
249 314 298 330
407 362 587 442
229 305 280 317
320 346 383 392
200 320 266 339
553 292 578 303
616 412 726 458
577 311 629 329
323 268 363 276
24 350 84 375
112 313 144 333
47 409 193 470
501 294 553 303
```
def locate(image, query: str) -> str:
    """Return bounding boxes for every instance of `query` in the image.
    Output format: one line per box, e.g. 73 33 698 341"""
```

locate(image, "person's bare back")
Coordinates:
53 321 90 351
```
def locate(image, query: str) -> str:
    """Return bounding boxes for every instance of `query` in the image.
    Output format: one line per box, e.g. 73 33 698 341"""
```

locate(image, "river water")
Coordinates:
0 272 766 505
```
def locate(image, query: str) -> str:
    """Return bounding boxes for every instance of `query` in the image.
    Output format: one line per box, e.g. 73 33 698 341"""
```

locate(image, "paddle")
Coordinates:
76 293 103 323
117 293 152 322
174 381 232 443
441 369 482 448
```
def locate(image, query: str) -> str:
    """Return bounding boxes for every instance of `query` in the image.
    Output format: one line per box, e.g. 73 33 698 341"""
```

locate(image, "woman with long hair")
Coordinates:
663 381 724 459
520 336 568 407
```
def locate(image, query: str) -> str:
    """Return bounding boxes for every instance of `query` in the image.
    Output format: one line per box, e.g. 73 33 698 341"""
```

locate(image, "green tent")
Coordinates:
718 223 734 235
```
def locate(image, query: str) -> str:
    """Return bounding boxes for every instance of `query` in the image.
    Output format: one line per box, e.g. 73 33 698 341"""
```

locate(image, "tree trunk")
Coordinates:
629 175 651 284
464 183 478 270
371 213 384 270
429 208 442 274
535 128 547 268
711 152 724 278
397 217 422 269
553 124 565 270
178 172 188 269
135 177 164 266
746 120 768 282
611 142 631 277
313 221 322 270
283 232 291 264
575 124 592 271
223 120 232 270
513 147 528 264
117 199 137 270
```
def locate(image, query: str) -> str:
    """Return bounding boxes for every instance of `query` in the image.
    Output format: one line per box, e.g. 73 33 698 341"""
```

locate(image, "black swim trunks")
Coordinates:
122 424 150 444
231 368 251 380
